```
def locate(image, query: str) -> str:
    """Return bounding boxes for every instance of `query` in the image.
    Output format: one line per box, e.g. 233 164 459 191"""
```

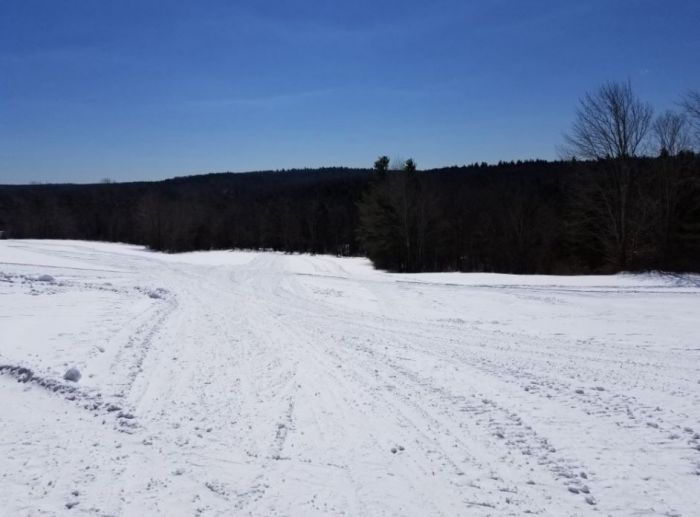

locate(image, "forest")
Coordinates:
1 82 699 274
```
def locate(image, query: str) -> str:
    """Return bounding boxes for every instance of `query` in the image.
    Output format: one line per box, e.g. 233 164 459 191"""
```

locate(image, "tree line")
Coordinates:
1 82 699 274
358 82 700 272
0 168 369 256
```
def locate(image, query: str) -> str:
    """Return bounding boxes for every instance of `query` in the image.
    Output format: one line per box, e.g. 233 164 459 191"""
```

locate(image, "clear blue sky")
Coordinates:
1 0 699 183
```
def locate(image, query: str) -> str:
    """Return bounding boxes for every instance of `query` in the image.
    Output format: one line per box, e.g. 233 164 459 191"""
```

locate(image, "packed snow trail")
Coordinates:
1 240 700 516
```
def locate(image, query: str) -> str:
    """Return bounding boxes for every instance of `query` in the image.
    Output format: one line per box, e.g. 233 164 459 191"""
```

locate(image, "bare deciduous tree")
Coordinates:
564 80 653 159
682 90 700 121
565 81 654 270
682 90 700 147
652 110 691 156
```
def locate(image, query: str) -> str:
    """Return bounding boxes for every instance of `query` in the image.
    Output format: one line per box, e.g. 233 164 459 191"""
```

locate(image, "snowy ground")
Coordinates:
2 240 700 517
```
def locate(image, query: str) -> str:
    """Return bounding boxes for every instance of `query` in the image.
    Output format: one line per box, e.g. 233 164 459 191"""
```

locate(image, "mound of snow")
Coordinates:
63 368 81 382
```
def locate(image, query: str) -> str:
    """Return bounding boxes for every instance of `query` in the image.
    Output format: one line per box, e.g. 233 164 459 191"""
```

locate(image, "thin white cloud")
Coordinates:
187 86 434 111
187 88 338 110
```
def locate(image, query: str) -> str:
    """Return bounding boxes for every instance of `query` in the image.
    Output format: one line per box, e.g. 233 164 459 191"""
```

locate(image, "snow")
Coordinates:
1 239 699 516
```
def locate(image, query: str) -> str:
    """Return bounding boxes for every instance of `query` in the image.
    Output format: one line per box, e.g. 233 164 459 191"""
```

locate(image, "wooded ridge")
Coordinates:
1 155 698 274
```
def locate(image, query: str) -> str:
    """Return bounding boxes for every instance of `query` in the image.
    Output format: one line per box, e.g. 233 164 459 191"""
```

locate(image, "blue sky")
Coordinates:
1 0 699 183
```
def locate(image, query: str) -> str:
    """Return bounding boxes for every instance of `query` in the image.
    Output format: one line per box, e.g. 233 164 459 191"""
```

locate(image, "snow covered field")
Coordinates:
2 240 700 517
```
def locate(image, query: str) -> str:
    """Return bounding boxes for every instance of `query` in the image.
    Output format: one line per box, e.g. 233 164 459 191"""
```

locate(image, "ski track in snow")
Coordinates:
1 240 700 516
